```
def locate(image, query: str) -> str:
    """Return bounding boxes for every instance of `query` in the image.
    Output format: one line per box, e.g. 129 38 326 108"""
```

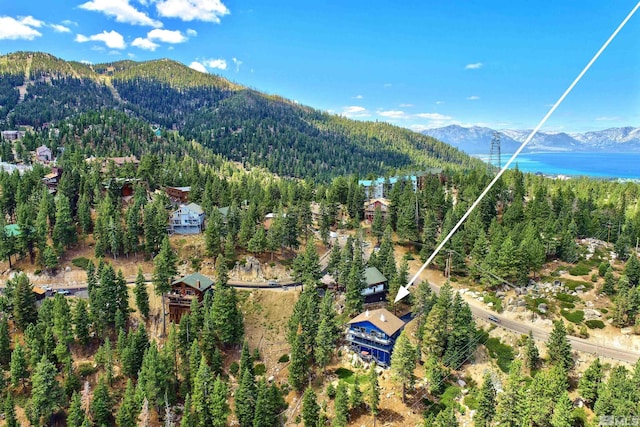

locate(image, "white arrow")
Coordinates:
395 1 640 303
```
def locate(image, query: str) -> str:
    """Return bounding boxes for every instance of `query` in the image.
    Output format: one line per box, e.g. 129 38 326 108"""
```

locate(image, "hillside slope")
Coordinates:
0 52 482 180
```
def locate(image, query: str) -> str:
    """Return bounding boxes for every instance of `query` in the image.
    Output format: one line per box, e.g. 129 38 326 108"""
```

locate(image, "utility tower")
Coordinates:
488 132 501 172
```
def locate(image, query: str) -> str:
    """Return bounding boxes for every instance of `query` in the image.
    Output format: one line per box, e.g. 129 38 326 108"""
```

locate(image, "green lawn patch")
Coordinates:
561 309 584 324
569 263 591 276
585 320 605 329
485 337 514 373
335 368 354 383
556 293 580 303
563 279 593 291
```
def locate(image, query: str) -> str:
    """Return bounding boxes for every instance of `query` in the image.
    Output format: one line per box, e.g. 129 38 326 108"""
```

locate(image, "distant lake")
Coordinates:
475 152 640 180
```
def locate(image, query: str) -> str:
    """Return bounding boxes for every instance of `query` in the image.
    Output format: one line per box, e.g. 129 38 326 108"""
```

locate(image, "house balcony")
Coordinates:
167 293 197 307
346 329 391 346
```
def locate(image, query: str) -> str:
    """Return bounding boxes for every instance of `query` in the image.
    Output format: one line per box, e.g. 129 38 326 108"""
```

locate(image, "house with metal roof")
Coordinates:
346 308 405 366
362 266 388 303
168 272 214 322
169 203 206 234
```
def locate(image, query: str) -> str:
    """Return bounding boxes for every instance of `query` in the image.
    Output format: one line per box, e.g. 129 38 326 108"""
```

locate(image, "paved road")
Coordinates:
423 279 640 364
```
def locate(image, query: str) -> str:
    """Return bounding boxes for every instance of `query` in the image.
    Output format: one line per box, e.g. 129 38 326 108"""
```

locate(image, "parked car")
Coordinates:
488 314 500 323
268 280 279 287
57 289 71 296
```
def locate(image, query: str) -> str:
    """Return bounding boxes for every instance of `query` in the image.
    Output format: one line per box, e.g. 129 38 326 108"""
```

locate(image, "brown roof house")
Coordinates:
167 272 214 322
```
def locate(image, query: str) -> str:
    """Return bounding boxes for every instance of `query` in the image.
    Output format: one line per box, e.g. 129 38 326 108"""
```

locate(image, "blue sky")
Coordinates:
1 1 639 132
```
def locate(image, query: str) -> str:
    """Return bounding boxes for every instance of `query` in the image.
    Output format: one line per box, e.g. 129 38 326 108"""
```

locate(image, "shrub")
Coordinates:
561 309 584 324
556 293 579 303
278 354 289 363
77 362 98 378
253 348 261 361
484 337 514 373
72 257 91 270
229 362 239 376
254 363 266 376
585 320 605 329
326 383 336 399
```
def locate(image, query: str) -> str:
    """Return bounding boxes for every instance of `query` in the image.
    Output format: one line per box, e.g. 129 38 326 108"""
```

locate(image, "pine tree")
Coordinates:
302 386 320 427
474 372 496 427
433 407 458 427
494 361 526 426
247 225 267 256
253 378 276 427
11 273 37 330
117 379 138 427
547 320 573 371
10 341 27 387
181 394 194 427
153 236 177 335
578 358 602 406
366 364 379 421
30 355 63 425
4 393 18 427
333 381 349 427
193 356 212 427
0 317 10 367
525 330 539 372
390 330 416 403
53 292 74 346
134 267 150 319
602 267 616 295
371 206 385 244
205 208 223 257
209 376 230 427
349 374 363 409
288 333 308 391
235 368 257 427
52 193 76 251
315 298 337 373
551 391 574 427
90 376 112 426
67 391 85 427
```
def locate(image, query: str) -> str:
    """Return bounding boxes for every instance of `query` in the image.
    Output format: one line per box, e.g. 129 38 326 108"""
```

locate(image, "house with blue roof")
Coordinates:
346 308 405 366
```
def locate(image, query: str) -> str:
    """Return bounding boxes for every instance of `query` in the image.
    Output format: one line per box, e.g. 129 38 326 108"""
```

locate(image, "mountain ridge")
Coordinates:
422 124 640 154
0 51 483 180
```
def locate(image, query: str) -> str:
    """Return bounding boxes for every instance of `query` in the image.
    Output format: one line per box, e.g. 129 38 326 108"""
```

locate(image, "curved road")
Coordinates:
422 279 640 364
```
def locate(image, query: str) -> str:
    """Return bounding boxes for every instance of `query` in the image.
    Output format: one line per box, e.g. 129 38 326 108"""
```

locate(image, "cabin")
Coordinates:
169 203 206 234
167 272 214 322
42 166 63 193
358 169 444 200
362 266 388 304
1 130 24 141
346 308 405 366
364 198 390 223
35 145 53 163
165 186 191 204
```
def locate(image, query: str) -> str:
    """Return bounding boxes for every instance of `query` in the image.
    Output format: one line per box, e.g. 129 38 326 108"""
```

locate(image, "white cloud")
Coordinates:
50 24 71 33
80 60 92 65
415 113 452 120
61 20 78 26
378 110 407 119
383 83 392 88
203 58 227 69
189 61 207 73
186 28 197 36
341 106 370 118
132 37 159 50
75 30 126 49
232 57 242 72
19 16 44 28
467 95 480 101
156 0 230 23
435 100 444 105
595 116 621 121
147 28 187 43
465 62 483 70
0 16 43 40
353 95 363 99
399 103 413 107
79 0 162 27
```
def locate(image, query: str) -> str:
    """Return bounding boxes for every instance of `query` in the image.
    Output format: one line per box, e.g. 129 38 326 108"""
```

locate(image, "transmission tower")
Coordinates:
488 132 501 172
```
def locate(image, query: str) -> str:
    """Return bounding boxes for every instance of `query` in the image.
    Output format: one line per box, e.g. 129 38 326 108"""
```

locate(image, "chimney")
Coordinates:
380 313 386 322
196 280 200 290
365 309 370 317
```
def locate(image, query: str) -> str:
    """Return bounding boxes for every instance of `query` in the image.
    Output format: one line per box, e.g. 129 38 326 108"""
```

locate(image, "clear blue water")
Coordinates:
476 152 640 180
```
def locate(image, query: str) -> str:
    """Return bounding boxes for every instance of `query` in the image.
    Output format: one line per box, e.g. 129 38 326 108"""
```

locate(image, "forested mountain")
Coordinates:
0 52 482 180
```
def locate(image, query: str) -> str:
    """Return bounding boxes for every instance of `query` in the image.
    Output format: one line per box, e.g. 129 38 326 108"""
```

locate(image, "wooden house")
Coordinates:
167 272 214 322
165 186 191 204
